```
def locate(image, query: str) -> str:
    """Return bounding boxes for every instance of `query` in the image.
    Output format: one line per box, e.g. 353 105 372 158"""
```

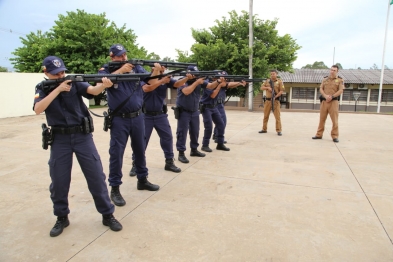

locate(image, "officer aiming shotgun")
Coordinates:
108 59 197 73
37 73 155 94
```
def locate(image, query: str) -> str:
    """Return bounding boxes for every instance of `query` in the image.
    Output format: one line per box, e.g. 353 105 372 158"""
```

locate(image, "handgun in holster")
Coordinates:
82 116 94 134
171 106 180 120
41 123 53 150
199 103 205 114
163 104 168 114
103 111 113 132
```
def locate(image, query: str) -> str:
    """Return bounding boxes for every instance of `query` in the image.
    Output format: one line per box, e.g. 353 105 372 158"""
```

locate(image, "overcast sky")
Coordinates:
0 0 392 71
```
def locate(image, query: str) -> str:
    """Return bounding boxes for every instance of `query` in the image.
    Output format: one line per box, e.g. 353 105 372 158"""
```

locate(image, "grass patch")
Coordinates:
89 105 107 109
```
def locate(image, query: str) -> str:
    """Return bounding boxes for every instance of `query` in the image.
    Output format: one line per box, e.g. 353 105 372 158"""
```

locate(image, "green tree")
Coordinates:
335 63 343 69
11 9 157 74
0 66 8 72
176 10 301 100
370 63 378 69
301 61 329 69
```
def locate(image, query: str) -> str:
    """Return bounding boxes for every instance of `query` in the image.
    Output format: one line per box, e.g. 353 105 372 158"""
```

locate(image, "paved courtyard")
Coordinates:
0 108 392 261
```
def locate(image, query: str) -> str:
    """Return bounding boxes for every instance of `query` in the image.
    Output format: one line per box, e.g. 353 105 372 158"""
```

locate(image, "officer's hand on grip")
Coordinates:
161 75 172 84
196 77 205 84
58 80 72 92
186 73 196 80
120 63 134 74
101 77 114 88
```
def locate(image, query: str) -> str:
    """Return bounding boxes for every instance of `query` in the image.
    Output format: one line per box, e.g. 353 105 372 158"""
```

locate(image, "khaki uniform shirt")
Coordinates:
263 78 285 98
320 76 344 95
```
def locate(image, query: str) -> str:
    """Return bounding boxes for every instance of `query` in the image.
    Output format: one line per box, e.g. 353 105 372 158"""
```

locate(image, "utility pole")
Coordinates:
248 0 254 111
333 47 335 65
377 0 391 113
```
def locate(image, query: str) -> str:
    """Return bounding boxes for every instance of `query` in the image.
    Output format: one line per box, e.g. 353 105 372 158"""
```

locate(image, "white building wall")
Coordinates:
0 73 90 119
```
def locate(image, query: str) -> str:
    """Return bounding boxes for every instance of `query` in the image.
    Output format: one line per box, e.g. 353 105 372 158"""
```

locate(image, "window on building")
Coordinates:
342 89 368 102
291 88 315 101
370 89 393 103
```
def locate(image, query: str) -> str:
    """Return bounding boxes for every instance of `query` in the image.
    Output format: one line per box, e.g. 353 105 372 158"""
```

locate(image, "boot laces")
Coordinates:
53 217 66 229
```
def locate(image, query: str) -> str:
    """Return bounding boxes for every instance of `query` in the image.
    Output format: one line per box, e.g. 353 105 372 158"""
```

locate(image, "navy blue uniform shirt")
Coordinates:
217 86 227 104
200 87 216 105
176 80 208 111
98 64 148 113
142 78 176 112
34 81 93 126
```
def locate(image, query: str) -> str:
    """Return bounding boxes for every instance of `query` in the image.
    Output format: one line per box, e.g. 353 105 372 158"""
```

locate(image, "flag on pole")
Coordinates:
391 0 393 5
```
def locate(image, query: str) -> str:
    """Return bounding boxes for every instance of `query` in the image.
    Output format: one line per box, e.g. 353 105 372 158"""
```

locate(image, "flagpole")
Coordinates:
377 0 391 113
248 0 254 111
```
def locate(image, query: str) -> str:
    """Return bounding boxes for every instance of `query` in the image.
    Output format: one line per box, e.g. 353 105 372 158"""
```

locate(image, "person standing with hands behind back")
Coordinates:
34 56 122 237
259 69 285 136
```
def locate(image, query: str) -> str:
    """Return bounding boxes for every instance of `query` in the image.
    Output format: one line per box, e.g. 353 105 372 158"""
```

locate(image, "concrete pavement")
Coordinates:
0 108 393 261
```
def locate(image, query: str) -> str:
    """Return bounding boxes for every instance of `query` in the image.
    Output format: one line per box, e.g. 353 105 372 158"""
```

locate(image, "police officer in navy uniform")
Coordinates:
129 65 195 175
175 66 223 163
211 71 247 144
34 56 122 237
98 44 163 207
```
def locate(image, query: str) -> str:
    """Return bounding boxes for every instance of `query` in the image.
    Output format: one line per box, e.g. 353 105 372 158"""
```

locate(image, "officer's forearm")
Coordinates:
87 83 107 96
34 89 61 115
174 77 188 87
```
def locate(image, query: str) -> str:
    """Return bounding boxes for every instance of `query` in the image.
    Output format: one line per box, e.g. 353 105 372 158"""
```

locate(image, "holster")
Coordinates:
103 111 113 132
41 123 53 150
163 104 168 114
171 106 180 120
82 116 94 134
199 103 205 114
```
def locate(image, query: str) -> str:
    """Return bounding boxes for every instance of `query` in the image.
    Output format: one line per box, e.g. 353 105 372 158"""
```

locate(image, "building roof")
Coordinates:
279 69 393 84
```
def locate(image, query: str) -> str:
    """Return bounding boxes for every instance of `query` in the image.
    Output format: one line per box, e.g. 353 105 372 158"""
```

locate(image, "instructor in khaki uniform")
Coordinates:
312 65 344 143
259 69 285 136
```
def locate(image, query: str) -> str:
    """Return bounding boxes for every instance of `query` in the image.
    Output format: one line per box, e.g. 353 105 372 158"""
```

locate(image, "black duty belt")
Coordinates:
114 108 142 118
52 126 84 134
145 111 165 116
203 104 217 108
181 108 197 113
265 97 280 101
321 97 339 101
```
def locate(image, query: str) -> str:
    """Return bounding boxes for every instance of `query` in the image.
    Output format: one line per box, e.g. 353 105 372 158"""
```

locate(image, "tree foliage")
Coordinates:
0 66 8 72
176 10 301 99
302 61 329 69
11 9 158 74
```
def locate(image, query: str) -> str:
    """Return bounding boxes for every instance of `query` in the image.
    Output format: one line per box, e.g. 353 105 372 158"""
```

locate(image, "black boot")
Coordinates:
129 161 136 177
110 186 126 206
201 145 212 152
137 177 160 191
190 148 206 157
102 214 123 231
50 216 70 237
178 151 189 163
216 143 230 151
165 158 181 173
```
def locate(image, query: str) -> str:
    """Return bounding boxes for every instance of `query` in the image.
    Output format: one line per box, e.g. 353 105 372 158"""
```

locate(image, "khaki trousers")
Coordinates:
316 100 339 139
262 100 282 132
